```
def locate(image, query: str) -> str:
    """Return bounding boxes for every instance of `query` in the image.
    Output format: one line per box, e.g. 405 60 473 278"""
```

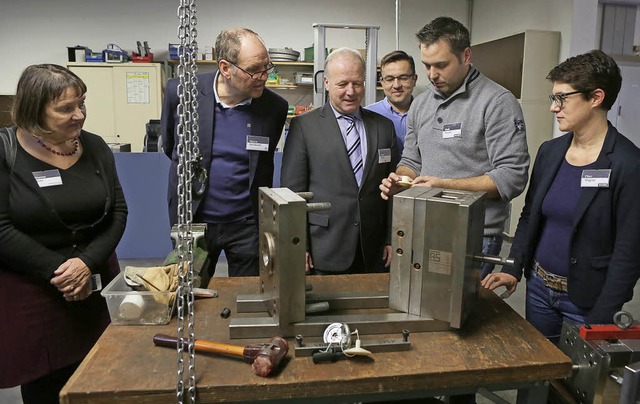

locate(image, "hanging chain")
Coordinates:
175 0 199 402
364 30 370 97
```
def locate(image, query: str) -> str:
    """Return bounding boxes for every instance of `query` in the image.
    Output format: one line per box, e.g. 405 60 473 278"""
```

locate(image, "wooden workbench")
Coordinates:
60 274 572 403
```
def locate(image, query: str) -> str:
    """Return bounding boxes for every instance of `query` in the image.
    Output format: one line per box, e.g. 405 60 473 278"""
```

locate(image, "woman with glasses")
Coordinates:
482 50 640 344
0 64 127 403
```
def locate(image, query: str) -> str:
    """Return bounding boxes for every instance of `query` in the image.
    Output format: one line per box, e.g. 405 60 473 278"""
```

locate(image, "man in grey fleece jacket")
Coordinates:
380 16 530 280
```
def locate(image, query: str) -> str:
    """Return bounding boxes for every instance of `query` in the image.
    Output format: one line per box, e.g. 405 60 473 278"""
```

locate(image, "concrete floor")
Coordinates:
2 245 640 404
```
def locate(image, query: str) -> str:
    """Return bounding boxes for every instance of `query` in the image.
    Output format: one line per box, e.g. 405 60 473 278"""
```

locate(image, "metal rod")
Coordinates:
296 191 314 201
395 0 400 49
473 255 515 267
305 302 330 314
306 202 331 212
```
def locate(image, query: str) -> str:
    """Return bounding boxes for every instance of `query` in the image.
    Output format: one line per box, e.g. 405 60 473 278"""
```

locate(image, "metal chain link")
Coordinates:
364 31 370 97
175 0 199 402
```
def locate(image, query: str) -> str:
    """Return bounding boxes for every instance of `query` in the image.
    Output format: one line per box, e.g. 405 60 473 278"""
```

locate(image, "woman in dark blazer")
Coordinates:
482 50 640 344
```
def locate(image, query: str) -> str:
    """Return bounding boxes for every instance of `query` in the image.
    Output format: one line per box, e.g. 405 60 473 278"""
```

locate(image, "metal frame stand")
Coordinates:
312 23 379 107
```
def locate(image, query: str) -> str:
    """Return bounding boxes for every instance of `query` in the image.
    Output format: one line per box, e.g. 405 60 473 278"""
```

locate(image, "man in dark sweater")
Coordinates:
161 28 288 276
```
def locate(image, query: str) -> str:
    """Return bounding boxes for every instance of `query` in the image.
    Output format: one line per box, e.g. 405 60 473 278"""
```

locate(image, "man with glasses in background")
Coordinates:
366 50 417 155
161 27 288 277
380 16 530 284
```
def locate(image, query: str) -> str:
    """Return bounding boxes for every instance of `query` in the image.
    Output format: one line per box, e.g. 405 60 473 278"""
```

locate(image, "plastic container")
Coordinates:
101 272 176 325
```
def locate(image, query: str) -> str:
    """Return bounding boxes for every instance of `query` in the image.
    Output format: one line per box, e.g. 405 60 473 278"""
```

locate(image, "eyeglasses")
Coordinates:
381 74 415 84
548 90 591 108
227 61 276 80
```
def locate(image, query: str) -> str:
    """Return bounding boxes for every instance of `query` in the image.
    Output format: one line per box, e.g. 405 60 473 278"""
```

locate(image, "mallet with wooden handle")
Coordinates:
153 334 288 377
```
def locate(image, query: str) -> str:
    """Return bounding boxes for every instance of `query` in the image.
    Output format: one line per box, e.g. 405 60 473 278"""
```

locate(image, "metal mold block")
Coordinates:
389 188 485 329
256 187 308 334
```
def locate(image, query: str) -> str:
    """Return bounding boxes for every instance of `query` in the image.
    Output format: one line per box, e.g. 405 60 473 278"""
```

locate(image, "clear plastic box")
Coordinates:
101 272 176 325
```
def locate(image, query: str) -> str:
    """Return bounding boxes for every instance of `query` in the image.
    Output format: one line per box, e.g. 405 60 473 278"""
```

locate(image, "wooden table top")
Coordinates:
60 274 572 403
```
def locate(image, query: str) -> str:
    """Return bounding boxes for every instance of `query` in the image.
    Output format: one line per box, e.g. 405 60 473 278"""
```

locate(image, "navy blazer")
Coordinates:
280 103 399 272
161 72 288 225
506 122 640 323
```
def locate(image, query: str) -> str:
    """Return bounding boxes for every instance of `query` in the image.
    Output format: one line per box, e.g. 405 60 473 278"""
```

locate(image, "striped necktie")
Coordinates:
342 114 363 186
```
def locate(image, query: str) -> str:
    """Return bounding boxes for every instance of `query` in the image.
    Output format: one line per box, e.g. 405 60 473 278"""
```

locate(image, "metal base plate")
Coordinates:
294 337 410 357
229 313 451 339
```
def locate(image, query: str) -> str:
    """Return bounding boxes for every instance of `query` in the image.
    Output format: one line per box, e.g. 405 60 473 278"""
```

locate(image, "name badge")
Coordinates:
378 148 391 163
33 169 63 188
581 169 611 188
443 122 462 139
246 135 269 152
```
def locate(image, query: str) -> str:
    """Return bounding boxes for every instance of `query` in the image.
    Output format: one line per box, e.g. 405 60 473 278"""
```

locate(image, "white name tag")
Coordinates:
443 122 462 139
33 169 63 187
378 148 391 163
581 169 611 188
246 135 269 152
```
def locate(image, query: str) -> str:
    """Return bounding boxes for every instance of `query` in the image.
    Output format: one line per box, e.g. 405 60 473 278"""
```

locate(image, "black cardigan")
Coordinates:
0 128 128 280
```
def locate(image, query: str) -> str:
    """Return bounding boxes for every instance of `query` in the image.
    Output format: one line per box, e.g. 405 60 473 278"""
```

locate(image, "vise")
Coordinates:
557 320 640 403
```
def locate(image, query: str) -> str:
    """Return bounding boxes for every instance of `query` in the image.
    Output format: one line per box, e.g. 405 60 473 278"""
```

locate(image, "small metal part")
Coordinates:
193 288 218 298
296 192 314 201
473 254 515 267
397 175 412 187
191 156 208 199
323 323 351 347
306 202 331 212
295 335 304 347
621 362 640 403
402 329 409 342
614 310 634 330
305 302 330 314
220 307 231 319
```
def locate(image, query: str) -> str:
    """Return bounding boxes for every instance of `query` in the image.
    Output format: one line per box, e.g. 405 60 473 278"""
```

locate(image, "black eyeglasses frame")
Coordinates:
226 60 276 80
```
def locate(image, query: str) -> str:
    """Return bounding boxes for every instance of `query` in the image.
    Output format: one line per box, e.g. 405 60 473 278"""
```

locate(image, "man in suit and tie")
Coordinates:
281 47 399 275
161 27 288 277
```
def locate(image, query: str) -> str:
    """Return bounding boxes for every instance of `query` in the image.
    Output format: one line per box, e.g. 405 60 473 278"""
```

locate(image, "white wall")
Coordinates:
0 0 469 95
471 0 573 60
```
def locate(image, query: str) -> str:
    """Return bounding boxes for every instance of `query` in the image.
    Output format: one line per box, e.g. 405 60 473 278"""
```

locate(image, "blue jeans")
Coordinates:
204 218 259 277
526 269 589 344
479 235 504 280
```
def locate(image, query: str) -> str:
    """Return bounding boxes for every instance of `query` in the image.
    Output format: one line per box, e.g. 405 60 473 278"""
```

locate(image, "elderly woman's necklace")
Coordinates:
32 134 79 156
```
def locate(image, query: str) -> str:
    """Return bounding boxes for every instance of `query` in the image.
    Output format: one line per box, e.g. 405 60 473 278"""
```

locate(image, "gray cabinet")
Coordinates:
472 30 560 237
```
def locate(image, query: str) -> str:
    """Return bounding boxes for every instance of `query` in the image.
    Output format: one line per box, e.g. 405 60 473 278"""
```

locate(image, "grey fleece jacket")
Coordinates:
400 67 530 235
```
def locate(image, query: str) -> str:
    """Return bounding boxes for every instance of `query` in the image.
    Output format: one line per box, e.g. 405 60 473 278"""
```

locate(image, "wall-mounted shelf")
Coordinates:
166 60 313 67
